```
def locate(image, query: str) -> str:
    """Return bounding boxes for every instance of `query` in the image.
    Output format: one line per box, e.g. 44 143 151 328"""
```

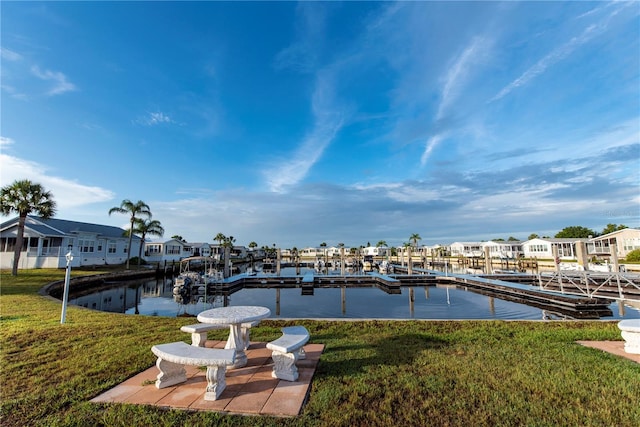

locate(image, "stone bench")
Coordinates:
618 319 640 354
180 323 228 347
151 341 235 401
267 326 310 381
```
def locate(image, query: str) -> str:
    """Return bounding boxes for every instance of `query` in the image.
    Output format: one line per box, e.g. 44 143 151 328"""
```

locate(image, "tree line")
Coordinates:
524 224 628 241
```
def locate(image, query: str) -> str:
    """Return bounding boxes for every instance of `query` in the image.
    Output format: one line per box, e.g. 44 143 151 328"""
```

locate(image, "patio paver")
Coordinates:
91 341 324 417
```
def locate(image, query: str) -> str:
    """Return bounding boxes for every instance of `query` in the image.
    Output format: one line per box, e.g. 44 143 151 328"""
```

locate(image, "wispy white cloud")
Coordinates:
490 2 632 102
574 1 618 20
421 36 491 166
1 84 26 100
266 4 348 193
136 111 174 126
420 134 445 166
30 65 76 96
437 36 490 120
265 72 345 193
0 152 114 208
0 136 15 147
273 2 326 73
0 47 22 62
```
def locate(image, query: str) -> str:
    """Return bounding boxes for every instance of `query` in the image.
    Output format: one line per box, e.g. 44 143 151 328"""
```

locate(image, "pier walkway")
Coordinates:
187 264 640 319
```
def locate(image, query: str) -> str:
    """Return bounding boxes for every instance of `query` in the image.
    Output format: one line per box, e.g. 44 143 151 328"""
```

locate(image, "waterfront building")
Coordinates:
481 241 524 259
521 238 589 260
449 242 484 258
144 239 192 264
0 215 140 269
588 228 640 260
362 246 389 256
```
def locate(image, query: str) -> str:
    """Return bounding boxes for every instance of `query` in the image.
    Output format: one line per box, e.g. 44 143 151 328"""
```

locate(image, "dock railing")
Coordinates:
537 271 640 301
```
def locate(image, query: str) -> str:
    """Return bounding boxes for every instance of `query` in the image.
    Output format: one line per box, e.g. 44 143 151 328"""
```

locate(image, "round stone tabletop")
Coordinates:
197 305 271 325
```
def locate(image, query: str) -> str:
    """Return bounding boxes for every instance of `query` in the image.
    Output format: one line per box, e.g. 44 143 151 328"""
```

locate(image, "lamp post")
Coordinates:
60 245 74 324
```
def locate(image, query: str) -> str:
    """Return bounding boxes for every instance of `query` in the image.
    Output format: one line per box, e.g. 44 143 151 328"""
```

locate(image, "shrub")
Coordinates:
128 256 147 266
624 248 640 262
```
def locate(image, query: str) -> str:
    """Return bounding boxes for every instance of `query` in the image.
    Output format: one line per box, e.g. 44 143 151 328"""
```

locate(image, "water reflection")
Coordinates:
68 275 640 321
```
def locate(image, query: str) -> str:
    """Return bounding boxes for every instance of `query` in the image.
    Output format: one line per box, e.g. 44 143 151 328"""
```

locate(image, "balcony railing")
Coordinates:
26 246 63 257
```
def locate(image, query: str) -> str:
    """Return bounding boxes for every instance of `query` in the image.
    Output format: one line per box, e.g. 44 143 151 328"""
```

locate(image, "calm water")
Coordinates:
69 273 640 321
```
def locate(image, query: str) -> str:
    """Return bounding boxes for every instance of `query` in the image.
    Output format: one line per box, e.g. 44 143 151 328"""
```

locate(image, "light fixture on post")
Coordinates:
60 245 74 324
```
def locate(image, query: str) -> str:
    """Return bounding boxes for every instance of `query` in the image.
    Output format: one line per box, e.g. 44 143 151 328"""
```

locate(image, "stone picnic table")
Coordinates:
197 305 271 368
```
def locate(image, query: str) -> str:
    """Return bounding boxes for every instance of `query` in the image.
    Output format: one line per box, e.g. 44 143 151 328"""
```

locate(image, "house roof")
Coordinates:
524 238 589 244
0 216 138 240
189 242 210 247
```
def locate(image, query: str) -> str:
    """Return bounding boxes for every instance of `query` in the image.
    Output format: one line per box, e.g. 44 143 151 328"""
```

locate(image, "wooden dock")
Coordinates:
301 272 314 295
444 275 613 319
194 266 639 318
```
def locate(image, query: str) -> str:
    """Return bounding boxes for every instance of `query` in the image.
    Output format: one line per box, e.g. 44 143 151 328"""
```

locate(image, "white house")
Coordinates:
0 215 140 269
144 239 192 264
449 242 484 257
481 241 523 259
587 228 640 260
521 238 589 260
189 242 212 257
421 245 445 256
325 246 343 257
299 247 322 258
362 246 389 256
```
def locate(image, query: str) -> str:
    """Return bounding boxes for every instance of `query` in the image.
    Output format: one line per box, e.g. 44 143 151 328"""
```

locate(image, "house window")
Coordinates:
165 245 181 255
623 239 640 251
78 239 95 253
147 244 161 254
41 239 51 255
1 238 16 252
108 242 117 254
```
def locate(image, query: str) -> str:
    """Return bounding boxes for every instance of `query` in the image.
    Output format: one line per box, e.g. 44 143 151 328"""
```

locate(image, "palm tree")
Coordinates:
214 233 226 246
409 233 422 248
376 240 387 247
133 218 164 264
221 235 236 278
108 199 151 269
223 235 236 247
213 233 227 261
319 242 327 262
0 179 56 276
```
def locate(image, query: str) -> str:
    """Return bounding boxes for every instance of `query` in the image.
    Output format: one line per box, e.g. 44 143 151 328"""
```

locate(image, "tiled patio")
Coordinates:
91 340 324 417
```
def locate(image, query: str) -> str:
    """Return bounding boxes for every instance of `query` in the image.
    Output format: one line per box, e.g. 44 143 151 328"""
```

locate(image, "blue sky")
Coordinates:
1 1 639 248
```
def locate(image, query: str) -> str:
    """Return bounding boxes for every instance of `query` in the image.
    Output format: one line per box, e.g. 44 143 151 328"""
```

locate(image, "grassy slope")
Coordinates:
1 270 639 427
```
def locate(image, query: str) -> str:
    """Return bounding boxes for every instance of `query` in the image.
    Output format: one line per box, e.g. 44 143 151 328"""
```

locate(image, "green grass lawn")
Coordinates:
1 269 639 427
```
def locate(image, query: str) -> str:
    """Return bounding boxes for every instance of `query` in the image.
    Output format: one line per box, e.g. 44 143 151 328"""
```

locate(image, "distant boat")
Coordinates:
588 263 612 273
560 263 583 271
173 256 223 303
262 259 274 272
378 260 393 274
363 255 374 272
